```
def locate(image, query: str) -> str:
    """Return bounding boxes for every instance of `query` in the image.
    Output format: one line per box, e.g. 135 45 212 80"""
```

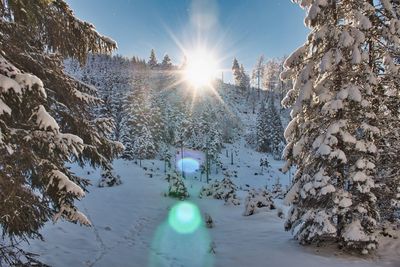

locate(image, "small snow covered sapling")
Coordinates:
260 157 270 174
271 177 284 199
160 144 172 173
164 153 172 173
98 167 122 187
243 188 275 216
167 172 189 200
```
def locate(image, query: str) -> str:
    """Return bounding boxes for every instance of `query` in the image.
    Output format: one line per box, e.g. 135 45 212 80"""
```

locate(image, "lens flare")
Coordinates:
168 201 202 234
176 149 204 174
177 158 200 173
149 220 214 267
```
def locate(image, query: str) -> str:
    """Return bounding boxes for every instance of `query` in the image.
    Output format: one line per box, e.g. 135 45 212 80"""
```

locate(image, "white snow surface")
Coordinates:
24 139 400 267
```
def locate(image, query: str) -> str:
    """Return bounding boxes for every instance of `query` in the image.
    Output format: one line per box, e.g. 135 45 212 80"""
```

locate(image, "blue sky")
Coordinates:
67 0 309 77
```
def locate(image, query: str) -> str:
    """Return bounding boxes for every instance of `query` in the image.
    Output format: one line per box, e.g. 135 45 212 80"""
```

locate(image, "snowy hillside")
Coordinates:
25 142 400 267
23 84 400 266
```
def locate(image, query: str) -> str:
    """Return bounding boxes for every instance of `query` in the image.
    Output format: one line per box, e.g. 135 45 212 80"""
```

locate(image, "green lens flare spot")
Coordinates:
168 201 202 234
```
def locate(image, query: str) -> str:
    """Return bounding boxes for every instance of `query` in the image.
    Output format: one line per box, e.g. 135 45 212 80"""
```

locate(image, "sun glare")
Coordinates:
184 49 218 88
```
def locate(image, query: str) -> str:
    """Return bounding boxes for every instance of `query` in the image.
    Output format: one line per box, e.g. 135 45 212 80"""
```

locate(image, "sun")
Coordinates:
183 49 219 88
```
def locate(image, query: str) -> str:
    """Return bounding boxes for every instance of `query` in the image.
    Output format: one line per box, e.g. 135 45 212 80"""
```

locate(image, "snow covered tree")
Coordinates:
256 102 270 152
232 57 241 86
148 49 158 69
239 64 250 93
132 127 156 166
372 1 400 223
243 188 275 216
167 171 189 200
256 98 284 156
263 58 280 93
268 98 285 160
64 54 133 143
271 177 284 199
123 73 158 162
232 58 250 93
161 54 173 70
252 55 265 91
0 0 122 264
160 143 172 173
260 157 270 174
281 0 391 254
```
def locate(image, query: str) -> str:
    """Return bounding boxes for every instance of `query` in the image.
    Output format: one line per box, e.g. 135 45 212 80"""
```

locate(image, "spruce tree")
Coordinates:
239 64 250 93
161 54 172 70
0 0 122 264
64 54 133 143
122 72 157 161
256 102 270 152
167 171 189 199
268 98 285 160
373 0 400 223
281 0 384 254
148 49 158 69
256 97 284 155
232 57 241 86
271 177 284 199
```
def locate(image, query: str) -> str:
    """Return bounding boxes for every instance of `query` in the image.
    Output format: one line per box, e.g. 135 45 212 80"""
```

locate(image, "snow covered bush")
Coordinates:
167 172 189 200
99 168 122 187
199 177 240 205
243 188 276 216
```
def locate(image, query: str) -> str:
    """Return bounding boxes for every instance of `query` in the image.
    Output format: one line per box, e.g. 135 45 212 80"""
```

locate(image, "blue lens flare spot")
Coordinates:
177 158 200 173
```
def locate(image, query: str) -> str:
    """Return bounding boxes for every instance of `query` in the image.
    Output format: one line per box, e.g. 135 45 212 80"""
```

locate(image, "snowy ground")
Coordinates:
24 138 400 267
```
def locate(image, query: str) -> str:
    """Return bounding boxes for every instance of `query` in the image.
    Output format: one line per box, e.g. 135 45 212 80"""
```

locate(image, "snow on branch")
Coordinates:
15 73 46 98
0 74 22 95
48 170 85 198
34 105 60 132
53 205 91 226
